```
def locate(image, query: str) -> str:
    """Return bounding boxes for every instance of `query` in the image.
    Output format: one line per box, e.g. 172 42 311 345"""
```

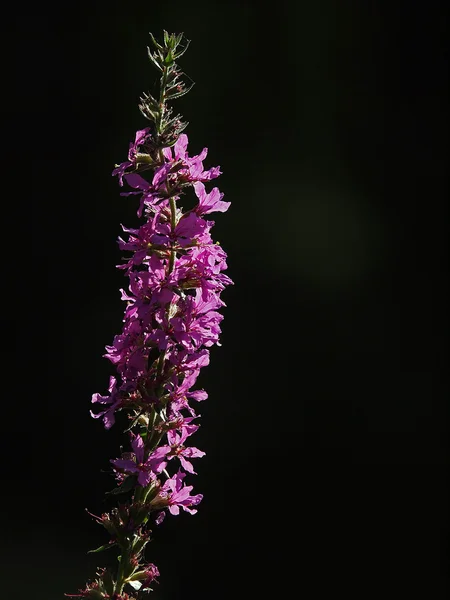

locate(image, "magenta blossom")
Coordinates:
90 376 122 430
143 424 205 475
111 434 168 486
193 181 231 215
158 470 203 516
162 134 222 183
166 426 205 474
112 127 151 185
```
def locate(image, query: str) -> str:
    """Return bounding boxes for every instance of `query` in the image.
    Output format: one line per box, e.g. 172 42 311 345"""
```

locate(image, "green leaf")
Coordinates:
128 570 148 581
139 105 157 122
140 90 158 108
132 536 149 556
124 411 143 433
149 32 163 51
87 542 117 554
147 47 163 72
166 82 195 101
107 475 137 496
174 39 191 60
164 52 174 67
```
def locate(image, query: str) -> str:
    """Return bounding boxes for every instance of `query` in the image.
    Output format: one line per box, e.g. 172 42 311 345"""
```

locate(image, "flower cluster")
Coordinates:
92 131 231 436
68 31 231 597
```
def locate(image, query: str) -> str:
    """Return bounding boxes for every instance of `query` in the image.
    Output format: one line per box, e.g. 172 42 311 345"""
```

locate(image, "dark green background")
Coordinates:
9 1 448 598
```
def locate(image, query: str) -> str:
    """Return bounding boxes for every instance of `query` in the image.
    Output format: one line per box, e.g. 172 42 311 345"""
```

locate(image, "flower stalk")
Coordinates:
67 31 231 599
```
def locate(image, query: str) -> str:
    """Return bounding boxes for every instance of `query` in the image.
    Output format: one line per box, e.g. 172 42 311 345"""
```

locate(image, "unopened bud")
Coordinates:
138 414 149 426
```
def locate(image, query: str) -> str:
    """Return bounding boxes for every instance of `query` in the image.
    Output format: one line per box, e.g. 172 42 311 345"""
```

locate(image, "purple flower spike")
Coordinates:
72 31 232 598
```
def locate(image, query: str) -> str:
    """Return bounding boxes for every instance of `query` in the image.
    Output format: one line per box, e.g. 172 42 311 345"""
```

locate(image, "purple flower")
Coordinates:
141 423 205 475
151 211 208 248
112 128 151 185
162 134 222 184
170 290 224 350
122 173 159 217
90 376 122 430
162 133 189 161
141 562 160 587
193 181 231 215
130 128 151 159
166 368 208 415
159 470 203 515
111 434 167 486
166 426 205 474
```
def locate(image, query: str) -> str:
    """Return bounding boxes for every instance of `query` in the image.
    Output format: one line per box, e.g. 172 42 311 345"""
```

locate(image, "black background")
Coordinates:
7 1 448 598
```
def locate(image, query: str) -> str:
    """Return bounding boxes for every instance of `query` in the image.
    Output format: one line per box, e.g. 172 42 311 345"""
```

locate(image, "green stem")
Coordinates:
156 64 169 149
115 550 127 594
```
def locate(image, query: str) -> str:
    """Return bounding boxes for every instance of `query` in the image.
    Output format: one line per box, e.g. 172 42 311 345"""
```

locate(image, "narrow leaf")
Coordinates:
107 475 137 496
149 32 163 51
166 82 195 101
147 47 163 71
174 39 191 60
87 542 117 554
